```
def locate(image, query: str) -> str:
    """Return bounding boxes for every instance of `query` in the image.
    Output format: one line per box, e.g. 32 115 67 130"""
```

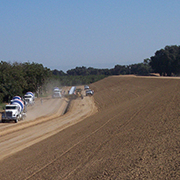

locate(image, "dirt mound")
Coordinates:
0 76 179 179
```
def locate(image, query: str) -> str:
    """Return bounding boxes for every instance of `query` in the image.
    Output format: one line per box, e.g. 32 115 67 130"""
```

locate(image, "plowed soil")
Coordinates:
0 76 179 180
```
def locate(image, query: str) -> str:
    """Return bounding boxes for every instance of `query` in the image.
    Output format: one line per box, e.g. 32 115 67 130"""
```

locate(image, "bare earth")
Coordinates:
0 76 179 179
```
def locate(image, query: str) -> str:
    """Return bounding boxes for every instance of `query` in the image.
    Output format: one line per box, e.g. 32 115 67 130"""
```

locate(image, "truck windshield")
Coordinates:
24 95 32 98
6 106 17 110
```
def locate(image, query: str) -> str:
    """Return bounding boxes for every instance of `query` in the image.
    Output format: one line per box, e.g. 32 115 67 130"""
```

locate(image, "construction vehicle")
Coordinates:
52 87 62 98
86 89 94 96
84 85 89 90
68 86 76 95
76 88 83 99
12 96 22 100
65 86 84 99
24 92 35 106
1 99 26 123
64 86 76 99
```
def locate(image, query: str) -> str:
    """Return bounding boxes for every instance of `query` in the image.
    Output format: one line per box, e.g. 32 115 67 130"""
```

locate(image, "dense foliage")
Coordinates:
150 45 180 76
51 62 152 87
0 61 51 103
65 63 152 76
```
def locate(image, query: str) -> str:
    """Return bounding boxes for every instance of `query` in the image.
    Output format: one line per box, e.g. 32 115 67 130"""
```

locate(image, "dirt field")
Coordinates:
0 76 179 179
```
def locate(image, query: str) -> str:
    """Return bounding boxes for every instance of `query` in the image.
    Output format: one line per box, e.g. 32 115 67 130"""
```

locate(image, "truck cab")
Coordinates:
1 99 26 123
24 92 35 106
2 104 21 123
52 87 62 98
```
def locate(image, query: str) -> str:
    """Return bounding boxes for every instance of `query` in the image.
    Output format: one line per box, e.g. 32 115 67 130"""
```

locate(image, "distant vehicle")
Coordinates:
86 89 94 96
84 85 89 90
24 92 35 106
52 87 62 98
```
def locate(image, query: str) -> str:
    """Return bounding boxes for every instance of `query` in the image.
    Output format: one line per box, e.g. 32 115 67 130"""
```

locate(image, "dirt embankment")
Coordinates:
0 76 179 180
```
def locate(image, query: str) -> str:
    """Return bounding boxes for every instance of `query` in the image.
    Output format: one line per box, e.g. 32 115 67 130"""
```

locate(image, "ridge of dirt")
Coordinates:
0 76 179 179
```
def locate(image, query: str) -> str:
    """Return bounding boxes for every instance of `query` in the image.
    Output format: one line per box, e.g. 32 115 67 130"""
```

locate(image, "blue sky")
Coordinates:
0 1 180 72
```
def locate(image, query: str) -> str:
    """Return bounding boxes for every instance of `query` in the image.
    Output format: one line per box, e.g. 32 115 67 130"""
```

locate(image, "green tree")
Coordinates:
150 45 180 76
22 62 51 93
0 61 27 102
0 61 52 103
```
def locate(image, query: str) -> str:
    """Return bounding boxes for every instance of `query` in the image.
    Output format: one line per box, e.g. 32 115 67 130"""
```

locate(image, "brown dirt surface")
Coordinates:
0 76 180 179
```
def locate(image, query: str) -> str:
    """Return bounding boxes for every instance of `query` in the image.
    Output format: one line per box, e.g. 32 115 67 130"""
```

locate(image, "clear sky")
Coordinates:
0 0 180 72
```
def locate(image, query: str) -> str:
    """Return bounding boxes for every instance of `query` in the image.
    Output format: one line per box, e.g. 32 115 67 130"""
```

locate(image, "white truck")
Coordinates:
24 92 35 106
1 98 26 123
52 87 62 98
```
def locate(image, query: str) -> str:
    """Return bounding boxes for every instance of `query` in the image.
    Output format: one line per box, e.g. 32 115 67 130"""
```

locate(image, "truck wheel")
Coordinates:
22 114 26 120
15 116 19 123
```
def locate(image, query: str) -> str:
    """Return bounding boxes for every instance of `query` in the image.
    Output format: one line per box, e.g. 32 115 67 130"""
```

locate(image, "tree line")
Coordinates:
53 45 180 78
0 45 179 103
150 45 180 76
0 61 51 103
51 62 152 87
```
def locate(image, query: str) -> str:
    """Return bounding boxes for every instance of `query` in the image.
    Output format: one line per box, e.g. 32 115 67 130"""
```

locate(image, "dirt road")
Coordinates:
0 76 179 179
0 92 97 161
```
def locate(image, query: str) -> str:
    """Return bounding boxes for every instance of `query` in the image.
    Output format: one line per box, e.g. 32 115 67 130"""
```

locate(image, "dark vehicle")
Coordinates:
86 89 94 96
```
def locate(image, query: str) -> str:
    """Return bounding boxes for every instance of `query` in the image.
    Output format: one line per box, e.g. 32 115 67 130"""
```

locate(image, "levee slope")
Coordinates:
0 76 179 180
